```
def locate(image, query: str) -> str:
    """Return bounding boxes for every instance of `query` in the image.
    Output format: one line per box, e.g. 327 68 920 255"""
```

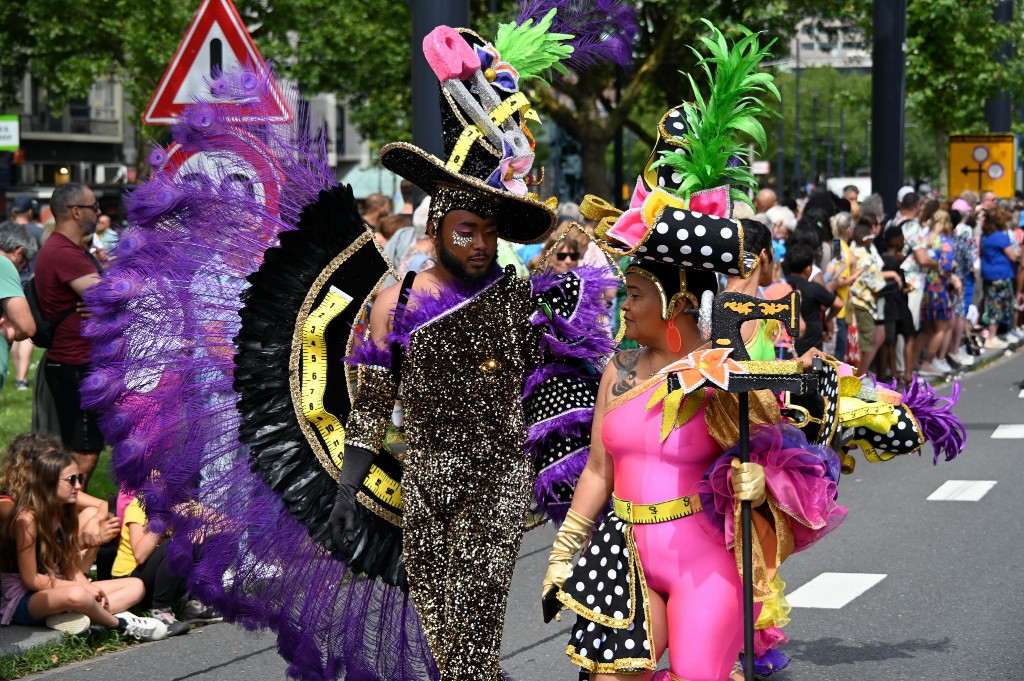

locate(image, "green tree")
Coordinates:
0 1 195 120
240 1 860 198
1 0 864 198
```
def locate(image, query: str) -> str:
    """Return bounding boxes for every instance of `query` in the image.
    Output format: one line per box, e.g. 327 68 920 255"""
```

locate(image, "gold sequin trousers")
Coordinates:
400 272 538 679
403 450 531 680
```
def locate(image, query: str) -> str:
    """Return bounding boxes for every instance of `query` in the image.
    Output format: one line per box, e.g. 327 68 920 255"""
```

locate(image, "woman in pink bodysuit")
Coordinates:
543 259 843 681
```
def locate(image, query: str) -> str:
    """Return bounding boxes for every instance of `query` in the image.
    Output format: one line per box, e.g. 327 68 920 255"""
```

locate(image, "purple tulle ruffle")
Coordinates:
696 423 848 553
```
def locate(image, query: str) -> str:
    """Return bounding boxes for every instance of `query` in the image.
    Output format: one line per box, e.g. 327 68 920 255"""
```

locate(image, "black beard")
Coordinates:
436 237 493 283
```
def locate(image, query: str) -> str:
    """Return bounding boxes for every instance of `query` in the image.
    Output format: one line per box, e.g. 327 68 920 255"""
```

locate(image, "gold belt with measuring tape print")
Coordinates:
612 493 702 524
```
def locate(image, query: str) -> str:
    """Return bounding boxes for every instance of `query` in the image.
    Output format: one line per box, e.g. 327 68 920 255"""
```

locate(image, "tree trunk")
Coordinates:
578 126 614 200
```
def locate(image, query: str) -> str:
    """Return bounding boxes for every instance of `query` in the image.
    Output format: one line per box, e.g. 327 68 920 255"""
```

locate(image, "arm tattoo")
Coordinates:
610 350 641 396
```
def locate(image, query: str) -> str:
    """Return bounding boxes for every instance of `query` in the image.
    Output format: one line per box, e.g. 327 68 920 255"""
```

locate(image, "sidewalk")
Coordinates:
934 333 1022 379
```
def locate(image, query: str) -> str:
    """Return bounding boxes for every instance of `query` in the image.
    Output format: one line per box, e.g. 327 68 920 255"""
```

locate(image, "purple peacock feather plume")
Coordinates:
899 378 967 463
81 66 437 681
515 0 638 71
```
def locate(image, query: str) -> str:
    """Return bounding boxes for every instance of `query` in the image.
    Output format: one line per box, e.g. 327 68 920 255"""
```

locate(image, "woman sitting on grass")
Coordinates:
0 449 167 640
0 433 120 574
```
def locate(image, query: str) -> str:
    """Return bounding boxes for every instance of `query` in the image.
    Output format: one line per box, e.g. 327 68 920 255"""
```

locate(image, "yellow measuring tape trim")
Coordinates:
446 126 483 172
300 285 404 510
445 92 533 173
364 464 402 508
612 494 703 524
301 286 352 469
488 92 530 126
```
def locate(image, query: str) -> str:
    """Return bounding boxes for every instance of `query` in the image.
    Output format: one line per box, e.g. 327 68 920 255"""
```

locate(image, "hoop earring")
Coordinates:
665 321 682 353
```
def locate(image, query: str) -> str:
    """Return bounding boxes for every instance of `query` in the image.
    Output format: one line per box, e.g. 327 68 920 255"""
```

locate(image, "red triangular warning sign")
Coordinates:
143 0 292 125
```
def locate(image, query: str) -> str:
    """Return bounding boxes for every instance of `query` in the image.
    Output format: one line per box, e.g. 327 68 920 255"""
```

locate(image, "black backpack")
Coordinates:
23 250 102 349
23 275 76 349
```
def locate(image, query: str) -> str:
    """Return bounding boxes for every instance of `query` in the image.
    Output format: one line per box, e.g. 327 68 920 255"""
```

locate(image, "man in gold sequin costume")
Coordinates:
329 15 627 681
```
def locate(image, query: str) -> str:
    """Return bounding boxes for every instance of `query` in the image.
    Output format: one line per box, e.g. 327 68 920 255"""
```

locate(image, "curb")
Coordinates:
922 336 1023 387
0 626 64 659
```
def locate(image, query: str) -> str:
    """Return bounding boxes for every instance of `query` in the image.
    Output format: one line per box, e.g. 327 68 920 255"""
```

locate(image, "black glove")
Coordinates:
329 445 375 554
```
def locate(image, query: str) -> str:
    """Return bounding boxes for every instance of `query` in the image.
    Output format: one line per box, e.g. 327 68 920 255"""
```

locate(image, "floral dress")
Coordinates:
922 233 954 322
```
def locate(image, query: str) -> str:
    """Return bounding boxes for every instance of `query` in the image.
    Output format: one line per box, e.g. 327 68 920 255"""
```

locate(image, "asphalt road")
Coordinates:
26 350 1024 681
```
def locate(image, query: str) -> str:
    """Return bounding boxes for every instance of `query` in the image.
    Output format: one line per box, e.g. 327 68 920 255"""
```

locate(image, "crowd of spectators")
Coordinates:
754 185 1024 385
0 186 222 642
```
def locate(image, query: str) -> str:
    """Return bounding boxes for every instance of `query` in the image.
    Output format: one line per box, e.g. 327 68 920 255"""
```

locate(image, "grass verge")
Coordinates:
0 628 137 681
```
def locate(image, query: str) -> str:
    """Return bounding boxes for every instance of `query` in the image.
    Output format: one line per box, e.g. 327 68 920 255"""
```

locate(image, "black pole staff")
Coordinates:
738 391 755 681
711 290 813 681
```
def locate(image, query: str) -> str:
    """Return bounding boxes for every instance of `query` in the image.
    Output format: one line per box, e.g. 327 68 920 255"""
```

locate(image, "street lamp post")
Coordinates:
793 39 802 196
839 106 846 177
810 93 818 189
826 100 833 181
776 90 785 198
411 0 470 161
871 0 907 217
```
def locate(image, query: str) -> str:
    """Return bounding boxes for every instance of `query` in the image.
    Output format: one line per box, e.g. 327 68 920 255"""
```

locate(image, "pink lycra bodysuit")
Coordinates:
603 383 758 681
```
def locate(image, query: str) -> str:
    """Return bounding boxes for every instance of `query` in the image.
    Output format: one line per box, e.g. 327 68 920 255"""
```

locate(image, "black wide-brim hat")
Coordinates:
379 141 555 244
378 26 555 244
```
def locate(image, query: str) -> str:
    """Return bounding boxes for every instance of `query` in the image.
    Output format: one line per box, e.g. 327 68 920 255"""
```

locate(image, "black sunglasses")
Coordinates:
62 473 84 487
70 203 100 212
555 252 580 261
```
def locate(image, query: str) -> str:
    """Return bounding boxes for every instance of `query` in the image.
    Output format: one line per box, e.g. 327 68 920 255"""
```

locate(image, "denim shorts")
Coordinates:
12 592 44 626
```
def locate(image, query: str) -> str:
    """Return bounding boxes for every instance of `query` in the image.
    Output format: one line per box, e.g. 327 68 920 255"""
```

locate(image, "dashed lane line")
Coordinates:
787 572 887 609
992 424 1024 438
926 480 997 501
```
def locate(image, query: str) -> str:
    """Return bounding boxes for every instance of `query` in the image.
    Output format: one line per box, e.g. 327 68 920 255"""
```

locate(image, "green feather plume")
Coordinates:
494 8 574 86
650 19 780 208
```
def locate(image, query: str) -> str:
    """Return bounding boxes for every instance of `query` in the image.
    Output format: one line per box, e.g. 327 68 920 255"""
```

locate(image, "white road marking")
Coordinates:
787 572 887 609
1018 389 1024 398
992 424 1024 438
927 480 997 501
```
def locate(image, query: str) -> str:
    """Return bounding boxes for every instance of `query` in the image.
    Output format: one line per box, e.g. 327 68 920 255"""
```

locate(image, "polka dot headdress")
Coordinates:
581 21 777 278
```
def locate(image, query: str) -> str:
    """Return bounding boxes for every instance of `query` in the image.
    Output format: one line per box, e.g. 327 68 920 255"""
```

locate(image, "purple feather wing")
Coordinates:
525 264 618 524
81 67 437 681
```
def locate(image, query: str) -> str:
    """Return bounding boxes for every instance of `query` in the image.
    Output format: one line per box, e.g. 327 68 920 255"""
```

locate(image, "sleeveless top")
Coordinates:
602 382 721 504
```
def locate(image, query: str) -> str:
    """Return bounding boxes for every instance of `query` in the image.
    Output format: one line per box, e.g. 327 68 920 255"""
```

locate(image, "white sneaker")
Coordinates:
933 358 953 374
984 336 1008 350
45 612 91 635
115 611 168 641
950 351 975 367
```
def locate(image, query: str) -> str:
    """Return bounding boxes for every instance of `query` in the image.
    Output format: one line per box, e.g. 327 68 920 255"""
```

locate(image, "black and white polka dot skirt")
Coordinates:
557 513 657 675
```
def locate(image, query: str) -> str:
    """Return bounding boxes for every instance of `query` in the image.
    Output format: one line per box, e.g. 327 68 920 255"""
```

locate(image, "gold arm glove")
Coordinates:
542 508 596 618
731 459 767 507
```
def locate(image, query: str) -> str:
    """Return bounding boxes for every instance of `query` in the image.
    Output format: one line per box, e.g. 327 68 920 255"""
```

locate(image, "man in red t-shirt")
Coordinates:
34 182 103 488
